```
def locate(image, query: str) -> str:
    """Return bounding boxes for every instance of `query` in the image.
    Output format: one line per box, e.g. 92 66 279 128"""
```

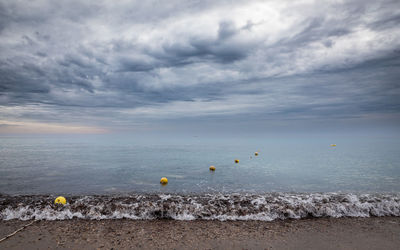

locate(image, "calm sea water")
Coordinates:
1 134 399 195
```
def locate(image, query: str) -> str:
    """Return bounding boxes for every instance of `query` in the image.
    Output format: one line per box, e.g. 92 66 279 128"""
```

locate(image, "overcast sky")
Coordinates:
0 0 399 135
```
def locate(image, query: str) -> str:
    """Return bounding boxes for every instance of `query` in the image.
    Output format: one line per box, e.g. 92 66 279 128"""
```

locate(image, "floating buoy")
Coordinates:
331 144 336 147
54 196 66 205
209 165 216 171
235 159 239 163
255 152 259 156
160 177 168 185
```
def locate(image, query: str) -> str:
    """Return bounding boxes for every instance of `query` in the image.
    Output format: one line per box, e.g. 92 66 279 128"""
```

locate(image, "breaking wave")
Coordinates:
1 193 399 221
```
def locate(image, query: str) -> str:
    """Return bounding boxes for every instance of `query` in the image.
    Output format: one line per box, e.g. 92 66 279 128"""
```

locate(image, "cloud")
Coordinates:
0 119 107 134
0 0 399 133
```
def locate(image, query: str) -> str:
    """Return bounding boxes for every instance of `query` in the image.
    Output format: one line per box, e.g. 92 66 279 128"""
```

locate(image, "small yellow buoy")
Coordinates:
255 152 259 156
54 196 66 205
209 165 216 171
160 177 168 185
331 144 336 147
235 159 239 163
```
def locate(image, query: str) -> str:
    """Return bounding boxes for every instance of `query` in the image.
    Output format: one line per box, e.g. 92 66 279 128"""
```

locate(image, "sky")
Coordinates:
0 0 399 135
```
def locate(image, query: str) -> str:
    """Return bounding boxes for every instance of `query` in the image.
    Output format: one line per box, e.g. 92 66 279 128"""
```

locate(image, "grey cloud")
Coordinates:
369 14 400 30
284 17 351 47
218 21 237 40
118 58 158 72
0 0 399 133
154 33 250 66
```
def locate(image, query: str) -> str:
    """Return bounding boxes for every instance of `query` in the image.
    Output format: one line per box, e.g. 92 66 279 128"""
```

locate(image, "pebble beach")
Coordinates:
1 217 400 249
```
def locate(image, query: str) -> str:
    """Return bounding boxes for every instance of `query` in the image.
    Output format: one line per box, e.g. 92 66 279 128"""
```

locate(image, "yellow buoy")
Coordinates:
209 165 216 171
235 159 239 163
160 177 168 185
54 196 66 205
255 152 259 156
331 144 336 147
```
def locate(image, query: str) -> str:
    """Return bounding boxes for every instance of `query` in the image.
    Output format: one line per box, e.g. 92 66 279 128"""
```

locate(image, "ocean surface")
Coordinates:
1 134 399 220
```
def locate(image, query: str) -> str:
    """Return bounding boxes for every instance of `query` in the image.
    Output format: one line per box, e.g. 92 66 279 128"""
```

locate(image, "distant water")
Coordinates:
1 134 399 195
1 134 399 220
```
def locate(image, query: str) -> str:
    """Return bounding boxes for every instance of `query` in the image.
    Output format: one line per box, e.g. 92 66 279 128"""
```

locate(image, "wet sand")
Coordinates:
0 217 399 249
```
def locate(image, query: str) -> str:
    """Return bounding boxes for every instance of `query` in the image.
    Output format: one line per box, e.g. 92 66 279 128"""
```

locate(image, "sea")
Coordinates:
1 134 399 221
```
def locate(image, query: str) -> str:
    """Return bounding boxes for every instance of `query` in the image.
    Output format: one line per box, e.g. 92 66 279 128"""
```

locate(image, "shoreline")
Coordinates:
1 217 399 249
2 192 399 221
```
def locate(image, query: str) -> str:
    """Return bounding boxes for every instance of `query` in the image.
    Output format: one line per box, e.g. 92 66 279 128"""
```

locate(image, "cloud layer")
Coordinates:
1 0 400 133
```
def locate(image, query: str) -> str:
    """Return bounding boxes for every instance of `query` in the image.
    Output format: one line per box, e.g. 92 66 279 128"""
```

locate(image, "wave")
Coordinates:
1 193 399 221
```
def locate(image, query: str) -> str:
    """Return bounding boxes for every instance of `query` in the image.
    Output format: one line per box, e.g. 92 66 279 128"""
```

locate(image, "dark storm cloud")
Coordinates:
0 0 399 132
158 37 249 65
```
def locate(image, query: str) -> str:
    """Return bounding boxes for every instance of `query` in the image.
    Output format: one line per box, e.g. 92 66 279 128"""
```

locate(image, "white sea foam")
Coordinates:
1 193 399 221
